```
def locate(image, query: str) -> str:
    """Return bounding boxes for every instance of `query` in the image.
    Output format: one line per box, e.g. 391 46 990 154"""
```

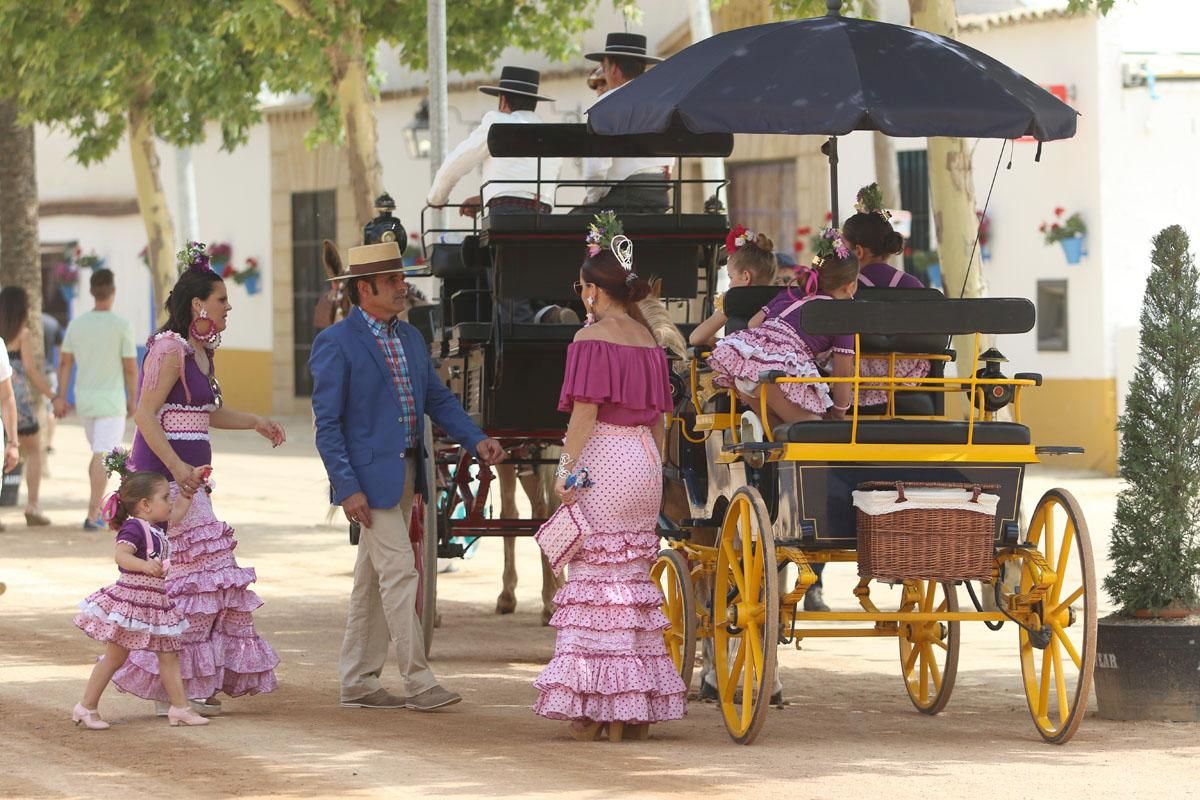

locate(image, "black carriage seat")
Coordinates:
772 419 1030 446
723 286 785 334
481 213 729 235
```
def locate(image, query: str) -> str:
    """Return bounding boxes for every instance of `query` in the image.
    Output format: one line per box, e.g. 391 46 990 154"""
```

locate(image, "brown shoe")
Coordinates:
24 510 50 527
340 688 406 709
405 685 461 711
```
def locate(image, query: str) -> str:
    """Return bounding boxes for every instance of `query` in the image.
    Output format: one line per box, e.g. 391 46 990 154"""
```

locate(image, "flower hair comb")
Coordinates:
586 210 638 284
103 446 131 480
177 241 215 276
725 224 757 253
811 227 852 268
854 183 892 221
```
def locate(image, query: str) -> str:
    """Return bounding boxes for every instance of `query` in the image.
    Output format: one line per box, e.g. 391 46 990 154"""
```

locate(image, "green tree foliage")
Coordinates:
1106 225 1200 613
228 0 640 149
0 2 271 165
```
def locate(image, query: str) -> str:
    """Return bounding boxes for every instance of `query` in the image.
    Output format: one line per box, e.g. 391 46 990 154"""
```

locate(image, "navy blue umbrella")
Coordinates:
587 12 1078 142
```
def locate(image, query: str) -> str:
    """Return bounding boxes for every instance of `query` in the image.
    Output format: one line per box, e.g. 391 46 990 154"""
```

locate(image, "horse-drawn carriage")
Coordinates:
657 293 1096 745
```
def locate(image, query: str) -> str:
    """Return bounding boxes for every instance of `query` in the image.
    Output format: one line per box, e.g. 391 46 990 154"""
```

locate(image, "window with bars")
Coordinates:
292 190 336 397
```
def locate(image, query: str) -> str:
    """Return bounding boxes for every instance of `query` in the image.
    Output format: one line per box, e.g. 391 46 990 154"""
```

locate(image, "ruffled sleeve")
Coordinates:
141 332 193 404
115 519 149 559
558 340 672 415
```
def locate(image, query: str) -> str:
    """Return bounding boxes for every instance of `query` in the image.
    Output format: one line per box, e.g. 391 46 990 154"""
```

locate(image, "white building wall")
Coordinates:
961 18 1106 380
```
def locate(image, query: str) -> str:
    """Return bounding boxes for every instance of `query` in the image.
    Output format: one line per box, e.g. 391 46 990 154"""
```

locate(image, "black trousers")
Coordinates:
570 172 670 215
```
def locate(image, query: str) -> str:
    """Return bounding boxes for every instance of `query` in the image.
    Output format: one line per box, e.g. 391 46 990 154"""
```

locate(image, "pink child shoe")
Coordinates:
167 705 210 727
72 703 110 730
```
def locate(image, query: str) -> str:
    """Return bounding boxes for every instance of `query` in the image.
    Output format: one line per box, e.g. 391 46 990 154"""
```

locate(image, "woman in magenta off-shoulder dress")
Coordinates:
533 237 687 742
113 250 286 713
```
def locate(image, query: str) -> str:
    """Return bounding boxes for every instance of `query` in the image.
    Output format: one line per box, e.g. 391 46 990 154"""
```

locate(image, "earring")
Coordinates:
585 296 595 327
189 308 221 348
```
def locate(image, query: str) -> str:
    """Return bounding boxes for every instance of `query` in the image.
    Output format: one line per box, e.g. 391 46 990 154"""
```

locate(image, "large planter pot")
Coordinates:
1059 234 1086 264
1095 615 1200 721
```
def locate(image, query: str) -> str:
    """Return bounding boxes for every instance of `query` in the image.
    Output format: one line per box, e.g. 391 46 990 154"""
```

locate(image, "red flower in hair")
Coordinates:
725 224 749 252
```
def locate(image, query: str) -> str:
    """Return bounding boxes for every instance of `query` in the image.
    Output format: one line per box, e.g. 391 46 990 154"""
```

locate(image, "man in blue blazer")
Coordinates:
310 241 503 712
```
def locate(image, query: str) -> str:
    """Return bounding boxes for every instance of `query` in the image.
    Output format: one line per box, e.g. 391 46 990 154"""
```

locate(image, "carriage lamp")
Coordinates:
363 192 408 250
404 99 432 159
971 347 1015 413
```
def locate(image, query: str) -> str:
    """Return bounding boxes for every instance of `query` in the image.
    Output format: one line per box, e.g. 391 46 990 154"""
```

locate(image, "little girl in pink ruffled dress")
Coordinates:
72 453 212 730
707 228 860 431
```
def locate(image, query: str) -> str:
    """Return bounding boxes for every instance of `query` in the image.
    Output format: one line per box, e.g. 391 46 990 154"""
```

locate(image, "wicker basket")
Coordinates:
853 481 999 582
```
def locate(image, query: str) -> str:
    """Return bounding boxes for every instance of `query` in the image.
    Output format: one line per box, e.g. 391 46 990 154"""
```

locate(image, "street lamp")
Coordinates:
404 98 432 159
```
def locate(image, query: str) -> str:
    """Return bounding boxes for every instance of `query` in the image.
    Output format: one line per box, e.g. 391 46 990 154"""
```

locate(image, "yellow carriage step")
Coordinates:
694 412 735 431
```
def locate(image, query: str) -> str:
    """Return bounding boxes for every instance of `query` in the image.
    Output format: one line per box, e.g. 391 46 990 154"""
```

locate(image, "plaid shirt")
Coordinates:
357 306 419 448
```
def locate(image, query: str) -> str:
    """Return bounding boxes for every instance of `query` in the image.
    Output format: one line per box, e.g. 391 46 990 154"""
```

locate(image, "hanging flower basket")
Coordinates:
207 242 233 270
1039 207 1087 265
227 257 262 295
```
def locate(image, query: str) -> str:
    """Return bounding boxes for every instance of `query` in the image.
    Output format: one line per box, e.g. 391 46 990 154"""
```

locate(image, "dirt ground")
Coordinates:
2 419 1197 799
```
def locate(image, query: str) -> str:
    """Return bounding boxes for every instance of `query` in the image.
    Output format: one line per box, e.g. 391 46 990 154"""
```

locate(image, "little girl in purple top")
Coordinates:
843 184 931 407
113 245 285 715
73 459 211 729
708 228 860 426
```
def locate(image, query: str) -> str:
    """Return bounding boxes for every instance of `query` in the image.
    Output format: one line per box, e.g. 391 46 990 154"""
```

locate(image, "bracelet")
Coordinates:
830 402 851 412
555 451 574 480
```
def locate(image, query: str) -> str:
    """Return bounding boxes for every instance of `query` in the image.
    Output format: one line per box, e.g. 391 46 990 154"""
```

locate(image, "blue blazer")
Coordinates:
309 308 486 509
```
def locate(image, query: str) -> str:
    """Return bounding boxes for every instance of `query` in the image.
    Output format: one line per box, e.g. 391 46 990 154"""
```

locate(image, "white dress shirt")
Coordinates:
581 85 673 205
426 109 560 208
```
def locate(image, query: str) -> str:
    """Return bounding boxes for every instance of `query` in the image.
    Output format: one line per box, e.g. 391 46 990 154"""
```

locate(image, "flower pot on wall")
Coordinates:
1094 616 1200 721
1059 234 1086 265
243 272 261 295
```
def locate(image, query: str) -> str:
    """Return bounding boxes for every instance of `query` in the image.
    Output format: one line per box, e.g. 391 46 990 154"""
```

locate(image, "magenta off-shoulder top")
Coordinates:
558 339 673 427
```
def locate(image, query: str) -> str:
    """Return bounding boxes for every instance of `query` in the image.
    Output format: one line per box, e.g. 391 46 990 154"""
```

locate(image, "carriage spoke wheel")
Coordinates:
714 487 778 745
652 548 697 689
897 580 960 715
1019 489 1097 744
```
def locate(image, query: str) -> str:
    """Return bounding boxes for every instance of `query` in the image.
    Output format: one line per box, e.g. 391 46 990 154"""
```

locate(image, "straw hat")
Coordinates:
327 242 419 282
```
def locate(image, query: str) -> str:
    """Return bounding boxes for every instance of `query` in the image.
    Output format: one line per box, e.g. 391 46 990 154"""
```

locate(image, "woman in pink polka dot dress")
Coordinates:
533 224 688 742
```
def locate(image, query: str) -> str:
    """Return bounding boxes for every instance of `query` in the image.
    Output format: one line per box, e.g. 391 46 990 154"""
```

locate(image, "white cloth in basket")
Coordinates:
853 487 1000 516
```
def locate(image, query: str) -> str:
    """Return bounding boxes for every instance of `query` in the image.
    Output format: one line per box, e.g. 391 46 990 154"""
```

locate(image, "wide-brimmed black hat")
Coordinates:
585 32 663 64
478 66 554 102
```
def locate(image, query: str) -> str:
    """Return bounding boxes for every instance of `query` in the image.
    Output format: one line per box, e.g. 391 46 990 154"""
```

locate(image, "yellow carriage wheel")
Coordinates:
652 548 697 689
1018 489 1097 744
897 580 960 715
714 487 779 745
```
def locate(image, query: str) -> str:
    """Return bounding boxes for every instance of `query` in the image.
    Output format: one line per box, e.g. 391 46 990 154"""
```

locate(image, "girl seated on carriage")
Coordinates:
688 226 778 348
842 183 931 408
707 228 860 435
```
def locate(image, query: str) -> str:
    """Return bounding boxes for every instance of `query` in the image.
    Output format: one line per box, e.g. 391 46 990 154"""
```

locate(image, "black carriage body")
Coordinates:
779 461 1024 549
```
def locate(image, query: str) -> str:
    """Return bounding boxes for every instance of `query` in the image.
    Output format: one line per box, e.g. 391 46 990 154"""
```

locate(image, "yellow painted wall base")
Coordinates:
949 377 1117 475
215 349 274 416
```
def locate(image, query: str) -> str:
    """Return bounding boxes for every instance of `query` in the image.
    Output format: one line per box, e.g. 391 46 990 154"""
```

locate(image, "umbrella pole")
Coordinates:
823 136 840 225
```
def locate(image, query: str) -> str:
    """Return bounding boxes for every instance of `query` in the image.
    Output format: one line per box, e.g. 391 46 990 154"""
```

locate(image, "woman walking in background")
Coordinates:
0 286 56 526
113 244 284 715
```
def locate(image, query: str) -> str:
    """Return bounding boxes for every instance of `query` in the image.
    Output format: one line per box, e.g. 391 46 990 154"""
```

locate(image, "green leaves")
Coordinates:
1106 225 1200 613
0 0 275 163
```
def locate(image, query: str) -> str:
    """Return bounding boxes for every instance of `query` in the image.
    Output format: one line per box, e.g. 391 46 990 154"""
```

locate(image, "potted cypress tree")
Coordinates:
1095 225 1200 721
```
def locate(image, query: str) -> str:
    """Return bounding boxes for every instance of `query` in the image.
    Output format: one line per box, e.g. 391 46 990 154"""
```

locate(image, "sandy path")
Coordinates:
1 419 1196 799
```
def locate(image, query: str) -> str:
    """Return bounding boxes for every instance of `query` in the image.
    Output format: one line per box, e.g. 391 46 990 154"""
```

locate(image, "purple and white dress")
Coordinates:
855 262 931 407
708 288 854 416
533 340 687 725
113 332 278 702
75 519 188 652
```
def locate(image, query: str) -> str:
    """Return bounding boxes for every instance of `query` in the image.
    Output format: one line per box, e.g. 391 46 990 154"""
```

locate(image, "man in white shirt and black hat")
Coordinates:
573 33 671 214
427 66 560 218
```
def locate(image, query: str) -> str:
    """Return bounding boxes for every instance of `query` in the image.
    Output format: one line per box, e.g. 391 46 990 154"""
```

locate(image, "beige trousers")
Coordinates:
339 461 437 701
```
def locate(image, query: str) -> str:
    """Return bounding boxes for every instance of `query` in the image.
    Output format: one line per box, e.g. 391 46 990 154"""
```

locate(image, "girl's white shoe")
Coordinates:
71 703 110 731
167 705 210 726
739 410 765 444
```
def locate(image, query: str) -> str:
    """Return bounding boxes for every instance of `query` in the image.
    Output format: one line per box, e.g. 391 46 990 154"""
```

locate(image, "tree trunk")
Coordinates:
0 99 46 366
128 99 177 326
333 29 382 228
909 0 988 377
